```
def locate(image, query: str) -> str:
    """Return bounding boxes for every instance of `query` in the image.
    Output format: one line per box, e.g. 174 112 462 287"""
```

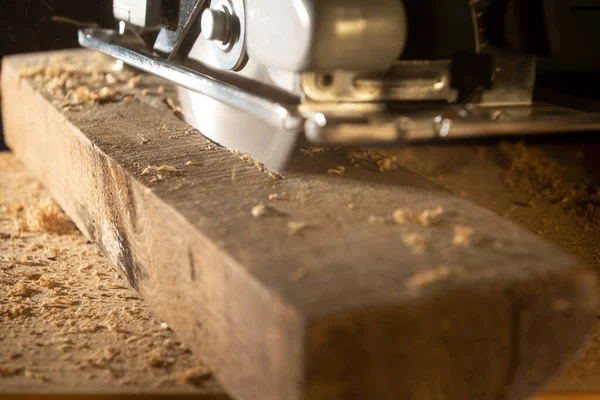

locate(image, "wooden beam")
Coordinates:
2 50 598 400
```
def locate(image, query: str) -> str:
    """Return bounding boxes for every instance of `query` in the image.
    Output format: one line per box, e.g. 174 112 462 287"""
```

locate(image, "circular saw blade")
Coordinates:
177 34 300 171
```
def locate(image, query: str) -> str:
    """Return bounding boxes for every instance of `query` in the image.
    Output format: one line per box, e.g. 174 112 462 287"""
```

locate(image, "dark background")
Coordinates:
0 0 114 150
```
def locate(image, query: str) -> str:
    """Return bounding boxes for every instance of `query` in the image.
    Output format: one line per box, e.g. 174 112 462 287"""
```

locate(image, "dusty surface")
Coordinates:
0 153 223 394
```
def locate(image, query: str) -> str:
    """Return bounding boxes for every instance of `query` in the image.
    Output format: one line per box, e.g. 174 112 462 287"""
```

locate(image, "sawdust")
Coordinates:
0 153 222 393
251 203 268 218
393 207 444 226
327 166 345 176
230 150 284 180
141 164 180 183
453 225 474 247
19 56 135 109
407 265 465 288
300 146 330 156
401 233 427 255
17 53 184 119
142 165 178 175
288 221 311 236
501 141 600 225
126 75 143 89
10 198 75 235
347 148 397 172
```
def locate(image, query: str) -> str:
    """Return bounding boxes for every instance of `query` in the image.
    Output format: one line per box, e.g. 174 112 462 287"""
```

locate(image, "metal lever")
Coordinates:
78 28 303 131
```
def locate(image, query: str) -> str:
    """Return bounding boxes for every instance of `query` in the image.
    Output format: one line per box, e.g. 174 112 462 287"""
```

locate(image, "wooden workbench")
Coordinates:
2 49 599 400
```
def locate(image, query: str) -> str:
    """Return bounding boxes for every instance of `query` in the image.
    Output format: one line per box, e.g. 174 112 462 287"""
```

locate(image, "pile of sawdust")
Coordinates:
501 141 600 224
18 53 185 118
10 197 75 235
19 53 140 109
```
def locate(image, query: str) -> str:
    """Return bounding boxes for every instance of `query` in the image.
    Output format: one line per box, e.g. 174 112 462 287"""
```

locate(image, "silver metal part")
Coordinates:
201 0 248 71
154 0 206 59
302 61 458 103
480 55 537 106
113 0 162 27
245 0 408 72
303 104 600 144
201 9 231 42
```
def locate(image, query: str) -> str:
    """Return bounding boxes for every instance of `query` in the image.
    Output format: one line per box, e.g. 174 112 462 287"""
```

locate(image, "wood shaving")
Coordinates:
141 165 178 180
165 97 184 117
300 146 329 156
327 166 346 176
368 215 386 224
268 193 287 201
251 203 268 218
105 73 118 85
393 207 444 226
126 75 143 89
185 161 194 166
178 368 212 387
288 221 310 236
392 209 407 224
453 225 474 247
401 233 427 255
407 266 465 288
158 165 178 173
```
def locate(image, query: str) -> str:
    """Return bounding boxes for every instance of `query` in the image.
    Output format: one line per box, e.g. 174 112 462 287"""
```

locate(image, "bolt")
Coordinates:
201 8 234 44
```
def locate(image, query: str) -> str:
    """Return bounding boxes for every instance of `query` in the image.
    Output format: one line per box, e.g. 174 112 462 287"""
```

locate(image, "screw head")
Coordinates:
201 8 230 43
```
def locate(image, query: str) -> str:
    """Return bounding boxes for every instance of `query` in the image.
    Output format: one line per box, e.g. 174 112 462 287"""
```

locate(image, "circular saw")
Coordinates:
81 0 600 169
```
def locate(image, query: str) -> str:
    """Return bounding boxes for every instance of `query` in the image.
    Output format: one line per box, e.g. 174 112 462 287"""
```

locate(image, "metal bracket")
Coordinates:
153 0 206 59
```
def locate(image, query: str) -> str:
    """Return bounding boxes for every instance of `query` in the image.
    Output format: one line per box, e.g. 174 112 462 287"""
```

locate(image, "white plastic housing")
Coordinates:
245 0 408 72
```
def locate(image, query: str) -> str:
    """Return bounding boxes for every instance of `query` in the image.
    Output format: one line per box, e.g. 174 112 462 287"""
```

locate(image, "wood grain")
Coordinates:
2 50 599 400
